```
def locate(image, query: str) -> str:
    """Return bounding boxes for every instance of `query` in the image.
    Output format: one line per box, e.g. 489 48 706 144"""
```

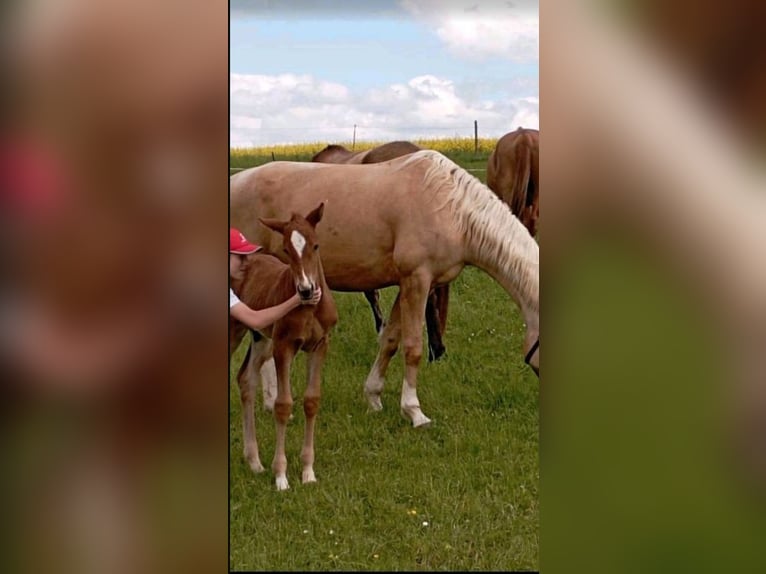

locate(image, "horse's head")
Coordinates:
259 202 325 302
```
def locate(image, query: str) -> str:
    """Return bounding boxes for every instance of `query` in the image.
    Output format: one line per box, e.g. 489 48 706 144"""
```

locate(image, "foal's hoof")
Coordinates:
247 458 265 473
275 476 290 491
302 468 317 484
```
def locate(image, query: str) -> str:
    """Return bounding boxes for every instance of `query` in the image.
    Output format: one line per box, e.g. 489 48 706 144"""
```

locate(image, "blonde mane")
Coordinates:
404 150 539 313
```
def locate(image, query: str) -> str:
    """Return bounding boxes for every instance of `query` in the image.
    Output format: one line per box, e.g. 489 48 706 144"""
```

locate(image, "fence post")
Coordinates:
474 120 478 153
271 151 276 162
352 124 357 150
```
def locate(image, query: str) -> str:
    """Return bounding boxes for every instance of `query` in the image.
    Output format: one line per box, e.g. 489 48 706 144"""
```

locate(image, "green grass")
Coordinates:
229 143 538 571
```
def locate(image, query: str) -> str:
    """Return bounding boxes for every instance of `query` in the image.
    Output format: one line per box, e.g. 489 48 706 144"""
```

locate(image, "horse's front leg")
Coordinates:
364 293 402 411
272 340 296 491
301 337 329 485
258 340 277 412
398 272 432 427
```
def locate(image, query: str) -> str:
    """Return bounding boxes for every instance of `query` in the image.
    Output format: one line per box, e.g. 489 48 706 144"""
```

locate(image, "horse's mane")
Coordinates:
403 150 539 312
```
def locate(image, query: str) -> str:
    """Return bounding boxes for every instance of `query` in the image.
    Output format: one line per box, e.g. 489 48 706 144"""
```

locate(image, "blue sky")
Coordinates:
230 1 538 147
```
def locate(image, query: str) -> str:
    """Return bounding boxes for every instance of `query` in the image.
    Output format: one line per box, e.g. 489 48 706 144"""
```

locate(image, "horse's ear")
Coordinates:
305 202 325 227
259 217 286 234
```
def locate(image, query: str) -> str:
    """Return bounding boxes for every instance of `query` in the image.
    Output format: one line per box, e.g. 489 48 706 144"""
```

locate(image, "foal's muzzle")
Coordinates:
298 287 313 300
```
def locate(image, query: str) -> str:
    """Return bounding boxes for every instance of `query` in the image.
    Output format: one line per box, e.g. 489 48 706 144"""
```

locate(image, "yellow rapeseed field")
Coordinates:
230 137 498 165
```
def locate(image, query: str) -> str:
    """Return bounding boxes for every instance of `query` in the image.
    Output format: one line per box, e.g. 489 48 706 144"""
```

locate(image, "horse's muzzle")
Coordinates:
525 338 539 378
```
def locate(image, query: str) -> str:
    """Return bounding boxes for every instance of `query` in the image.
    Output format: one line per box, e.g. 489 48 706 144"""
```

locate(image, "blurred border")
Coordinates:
2 2 229 574
541 1 766 573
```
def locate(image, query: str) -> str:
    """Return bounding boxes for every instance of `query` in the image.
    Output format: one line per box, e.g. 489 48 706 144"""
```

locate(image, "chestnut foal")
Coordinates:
229 203 338 490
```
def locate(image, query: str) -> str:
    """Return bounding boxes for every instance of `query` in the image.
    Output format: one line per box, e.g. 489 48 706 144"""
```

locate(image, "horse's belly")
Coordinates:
322 261 399 291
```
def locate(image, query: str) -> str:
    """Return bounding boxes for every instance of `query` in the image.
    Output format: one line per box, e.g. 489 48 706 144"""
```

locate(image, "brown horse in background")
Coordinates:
231 151 539 428
487 128 540 238
311 140 421 165
229 203 338 490
311 140 451 363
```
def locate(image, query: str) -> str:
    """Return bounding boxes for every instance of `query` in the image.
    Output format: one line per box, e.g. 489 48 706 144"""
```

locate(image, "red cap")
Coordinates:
230 228 262 254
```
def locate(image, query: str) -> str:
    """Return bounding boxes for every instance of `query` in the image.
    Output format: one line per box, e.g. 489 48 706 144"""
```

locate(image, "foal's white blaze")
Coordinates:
290 230 313 292
290 230 306 256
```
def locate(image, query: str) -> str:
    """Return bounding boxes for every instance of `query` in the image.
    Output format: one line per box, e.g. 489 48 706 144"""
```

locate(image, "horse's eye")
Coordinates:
283 247 289 254
314 244 319 251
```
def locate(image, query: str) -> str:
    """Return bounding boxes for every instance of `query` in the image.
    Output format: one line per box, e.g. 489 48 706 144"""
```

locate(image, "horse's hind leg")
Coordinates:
425 285 449 362
364 293 402 411
301 337 329 485
364 289 386 334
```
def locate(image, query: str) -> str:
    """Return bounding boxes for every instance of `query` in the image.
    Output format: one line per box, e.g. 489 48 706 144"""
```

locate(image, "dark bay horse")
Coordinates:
229 203 338 490
311 140 450 363
231 150 539 428
487 128 540 238
311 140 421 164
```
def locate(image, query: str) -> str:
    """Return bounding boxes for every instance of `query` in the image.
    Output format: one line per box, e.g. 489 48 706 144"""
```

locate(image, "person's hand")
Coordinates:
300 287 322 306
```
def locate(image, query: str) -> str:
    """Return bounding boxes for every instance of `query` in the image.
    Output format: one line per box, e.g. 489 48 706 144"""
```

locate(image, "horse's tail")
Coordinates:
510 136 534 234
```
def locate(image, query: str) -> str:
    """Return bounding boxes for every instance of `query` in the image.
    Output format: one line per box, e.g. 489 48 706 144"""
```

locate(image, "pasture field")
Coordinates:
229 142 538 571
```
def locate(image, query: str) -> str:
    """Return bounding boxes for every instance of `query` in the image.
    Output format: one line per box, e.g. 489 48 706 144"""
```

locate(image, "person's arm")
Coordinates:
230 295 300 331
230 287 322 331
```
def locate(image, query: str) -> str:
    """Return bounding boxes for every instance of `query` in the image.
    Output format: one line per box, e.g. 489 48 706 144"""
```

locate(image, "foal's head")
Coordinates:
259 202 325 302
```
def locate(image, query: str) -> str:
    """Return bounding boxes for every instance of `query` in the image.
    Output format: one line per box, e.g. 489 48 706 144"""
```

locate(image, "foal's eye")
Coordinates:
314 244 319 251
283 247 289 254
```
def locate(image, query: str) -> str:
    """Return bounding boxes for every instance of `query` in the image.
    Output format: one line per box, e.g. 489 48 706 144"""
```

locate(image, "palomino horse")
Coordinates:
229 203 338 490
486 128 540 238
231 150 539 428
311 140 450 362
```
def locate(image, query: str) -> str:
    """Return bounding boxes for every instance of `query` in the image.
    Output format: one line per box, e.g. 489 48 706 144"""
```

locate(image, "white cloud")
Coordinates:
399 0 538 62
230 72 538 147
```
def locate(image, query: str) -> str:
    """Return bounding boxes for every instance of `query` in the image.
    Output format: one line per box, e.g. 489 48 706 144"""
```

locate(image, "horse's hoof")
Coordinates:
366 394 383 411
263 402 275 413
428 346 446 362
402 409 432 428
413 415 432 428
302 469 317 484
275 476 290 491
247 458 265 473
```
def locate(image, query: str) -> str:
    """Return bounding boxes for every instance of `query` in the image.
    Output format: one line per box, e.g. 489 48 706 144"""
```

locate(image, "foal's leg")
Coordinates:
237 336 271 473
398 273 432 427
272 341 296 491
364 293 402 411
301 337 329 485
363 289 386 334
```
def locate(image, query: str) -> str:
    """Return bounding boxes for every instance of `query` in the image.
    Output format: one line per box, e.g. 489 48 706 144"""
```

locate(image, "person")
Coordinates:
229 228 321 330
